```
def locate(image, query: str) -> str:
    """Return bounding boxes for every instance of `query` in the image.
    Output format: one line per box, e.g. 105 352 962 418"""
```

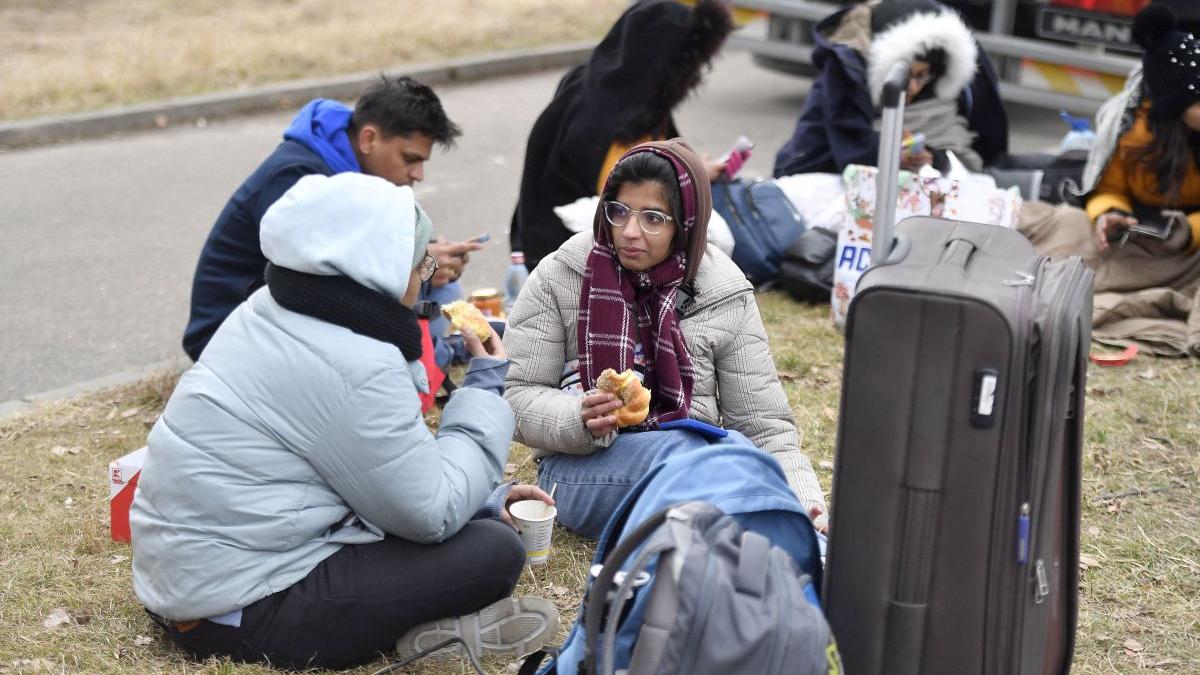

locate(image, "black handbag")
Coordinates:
986 153 1087 206
778 227 837 304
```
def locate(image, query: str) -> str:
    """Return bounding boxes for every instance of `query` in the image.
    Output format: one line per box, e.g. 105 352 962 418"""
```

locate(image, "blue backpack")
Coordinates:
711 178 807 286
519 439 837 675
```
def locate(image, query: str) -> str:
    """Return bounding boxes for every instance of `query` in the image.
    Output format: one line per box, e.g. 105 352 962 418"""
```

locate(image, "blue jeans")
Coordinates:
537 429 751 539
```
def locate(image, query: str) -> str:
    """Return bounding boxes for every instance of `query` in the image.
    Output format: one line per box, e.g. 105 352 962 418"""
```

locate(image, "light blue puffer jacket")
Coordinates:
131 174 515 621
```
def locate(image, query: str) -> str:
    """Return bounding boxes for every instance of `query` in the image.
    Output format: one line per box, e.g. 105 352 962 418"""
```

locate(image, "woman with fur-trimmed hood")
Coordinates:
510 0 733 271
773 0 1007 177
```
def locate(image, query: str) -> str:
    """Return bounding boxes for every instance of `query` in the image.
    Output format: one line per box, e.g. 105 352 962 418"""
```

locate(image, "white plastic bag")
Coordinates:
773 173 846 232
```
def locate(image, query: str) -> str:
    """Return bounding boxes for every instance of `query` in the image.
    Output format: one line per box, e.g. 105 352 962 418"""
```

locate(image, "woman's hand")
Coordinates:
462 324 506 360
808 505 829 535
700 153 727 183
581 390 623 438
500 484 555 528
1095 211 1137 251
900 149 933 172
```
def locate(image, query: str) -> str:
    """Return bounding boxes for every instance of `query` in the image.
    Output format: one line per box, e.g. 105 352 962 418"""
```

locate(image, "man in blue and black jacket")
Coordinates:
183 76 477 362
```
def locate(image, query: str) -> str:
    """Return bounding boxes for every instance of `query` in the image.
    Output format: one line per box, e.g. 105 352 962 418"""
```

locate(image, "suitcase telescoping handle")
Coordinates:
872 61 911 269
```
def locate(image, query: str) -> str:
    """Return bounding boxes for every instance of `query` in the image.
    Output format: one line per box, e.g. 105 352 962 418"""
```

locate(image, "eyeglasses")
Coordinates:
603 200 674 236
418 253 439 282
910 69 934 87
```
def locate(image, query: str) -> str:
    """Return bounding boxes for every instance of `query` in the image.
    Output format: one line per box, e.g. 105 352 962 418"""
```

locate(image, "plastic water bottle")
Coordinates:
504 251 529 315
1059 111 1095 156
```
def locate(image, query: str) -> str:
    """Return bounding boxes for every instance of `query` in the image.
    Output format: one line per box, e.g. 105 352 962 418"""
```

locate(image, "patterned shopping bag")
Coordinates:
831 165 1021 327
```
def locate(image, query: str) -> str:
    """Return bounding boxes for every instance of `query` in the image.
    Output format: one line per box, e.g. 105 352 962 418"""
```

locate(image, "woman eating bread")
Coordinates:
502 140 827 538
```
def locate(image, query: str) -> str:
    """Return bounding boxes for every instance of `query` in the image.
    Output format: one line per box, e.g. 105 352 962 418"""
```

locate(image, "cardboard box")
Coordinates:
109 446 147 543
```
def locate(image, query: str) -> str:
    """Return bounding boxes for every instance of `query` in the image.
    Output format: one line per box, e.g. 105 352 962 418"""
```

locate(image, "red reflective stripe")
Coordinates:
1049 0 1147 16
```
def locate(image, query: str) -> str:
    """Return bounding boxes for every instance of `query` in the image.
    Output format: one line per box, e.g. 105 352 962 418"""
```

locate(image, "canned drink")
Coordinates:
469 288 503 317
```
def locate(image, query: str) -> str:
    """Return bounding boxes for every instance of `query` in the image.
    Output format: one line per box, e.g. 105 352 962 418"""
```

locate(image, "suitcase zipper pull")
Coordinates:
1003 271 1035 287
1017 503 1030 565
1034 559 1050 604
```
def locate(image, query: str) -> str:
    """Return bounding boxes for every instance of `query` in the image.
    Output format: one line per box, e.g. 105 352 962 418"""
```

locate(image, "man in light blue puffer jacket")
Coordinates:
131 173 557 669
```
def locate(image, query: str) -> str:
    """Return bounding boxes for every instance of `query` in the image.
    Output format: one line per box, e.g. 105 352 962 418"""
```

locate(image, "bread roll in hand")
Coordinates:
595 368 651 427
442 300 491 342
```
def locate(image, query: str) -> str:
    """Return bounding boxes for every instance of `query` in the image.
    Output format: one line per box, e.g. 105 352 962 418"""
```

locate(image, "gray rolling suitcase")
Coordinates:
822 64 1094 675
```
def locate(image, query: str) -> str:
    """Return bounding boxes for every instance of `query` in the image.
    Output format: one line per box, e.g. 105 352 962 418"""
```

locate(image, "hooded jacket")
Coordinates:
131 173 514 621
1081 67 1200 252
509 0 731 271
503 230 826 513
504 139 825 511
182 100 359 361
772 1 1007 177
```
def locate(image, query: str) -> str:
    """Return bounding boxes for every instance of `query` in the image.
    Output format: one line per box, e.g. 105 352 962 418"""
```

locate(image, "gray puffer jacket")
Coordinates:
131 176 514 621
503 231 826 512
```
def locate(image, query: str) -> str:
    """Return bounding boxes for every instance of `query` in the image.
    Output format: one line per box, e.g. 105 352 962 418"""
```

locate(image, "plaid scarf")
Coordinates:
577 146 698 429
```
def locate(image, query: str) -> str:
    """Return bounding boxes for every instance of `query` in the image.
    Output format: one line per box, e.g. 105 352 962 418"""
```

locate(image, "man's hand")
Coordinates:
462 323 506 360
581 390 623 439
427 239 484 287
500 484 555 528
1095 211 1137 251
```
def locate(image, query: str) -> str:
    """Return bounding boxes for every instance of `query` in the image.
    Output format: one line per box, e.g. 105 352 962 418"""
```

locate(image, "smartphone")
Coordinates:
900 131 926 160
720 135 754 179
471 233 491 244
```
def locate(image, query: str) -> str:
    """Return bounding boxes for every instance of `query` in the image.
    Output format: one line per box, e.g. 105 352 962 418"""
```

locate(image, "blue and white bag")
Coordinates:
519 440 840 675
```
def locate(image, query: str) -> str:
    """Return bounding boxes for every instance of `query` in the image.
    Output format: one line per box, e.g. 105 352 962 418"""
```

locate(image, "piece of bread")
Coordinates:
595 368 651 427
442 300 491 341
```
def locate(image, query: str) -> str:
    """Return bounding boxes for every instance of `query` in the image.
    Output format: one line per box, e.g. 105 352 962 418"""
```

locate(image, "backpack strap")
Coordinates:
582 506 672 675
601 509 705 675
734 530 772 598
716 179 748 229
516 647 559 675
582 502 715 675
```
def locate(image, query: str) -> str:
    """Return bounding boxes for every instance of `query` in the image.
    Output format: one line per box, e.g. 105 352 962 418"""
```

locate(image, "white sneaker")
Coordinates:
395 595 559 661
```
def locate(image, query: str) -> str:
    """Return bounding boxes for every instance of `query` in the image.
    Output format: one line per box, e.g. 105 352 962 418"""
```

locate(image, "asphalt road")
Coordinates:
0 51 1065 404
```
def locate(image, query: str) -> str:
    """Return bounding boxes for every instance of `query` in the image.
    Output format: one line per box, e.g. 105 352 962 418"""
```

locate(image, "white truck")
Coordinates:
723 0 1198 112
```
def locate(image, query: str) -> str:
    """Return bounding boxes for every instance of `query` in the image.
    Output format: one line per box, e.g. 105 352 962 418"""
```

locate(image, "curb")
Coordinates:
0 356 192 421
0 41 595 149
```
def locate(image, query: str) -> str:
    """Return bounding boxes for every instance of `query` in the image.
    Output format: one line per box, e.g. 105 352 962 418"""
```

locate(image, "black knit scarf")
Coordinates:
264 263 423 361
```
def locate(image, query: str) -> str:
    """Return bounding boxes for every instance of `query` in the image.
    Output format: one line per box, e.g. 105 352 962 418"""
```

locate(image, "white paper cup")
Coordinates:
510 499 556 566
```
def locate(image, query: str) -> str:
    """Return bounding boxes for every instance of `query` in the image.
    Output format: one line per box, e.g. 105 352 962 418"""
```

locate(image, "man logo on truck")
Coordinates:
1039 8 1135 49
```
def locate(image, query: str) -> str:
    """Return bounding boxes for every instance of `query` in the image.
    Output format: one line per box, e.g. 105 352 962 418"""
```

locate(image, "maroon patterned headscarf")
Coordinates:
577 139 712 429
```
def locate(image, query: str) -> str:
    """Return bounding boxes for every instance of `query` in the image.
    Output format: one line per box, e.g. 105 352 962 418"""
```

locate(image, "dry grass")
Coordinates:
1 292 1197 673
0 0 626 122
